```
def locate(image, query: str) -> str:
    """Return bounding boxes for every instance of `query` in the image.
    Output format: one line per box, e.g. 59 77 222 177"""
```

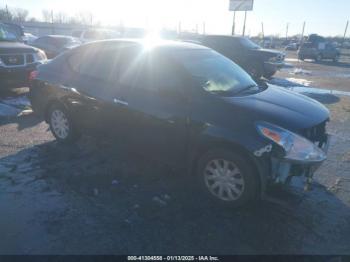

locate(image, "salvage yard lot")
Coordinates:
0 51 350 254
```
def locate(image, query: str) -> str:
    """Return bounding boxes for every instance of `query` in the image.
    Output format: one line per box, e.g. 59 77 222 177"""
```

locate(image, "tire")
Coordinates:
247 63 263 80
48 103 80 143
196 149 259 207
333 54 340 63
315 54 322 62
263 71 276 80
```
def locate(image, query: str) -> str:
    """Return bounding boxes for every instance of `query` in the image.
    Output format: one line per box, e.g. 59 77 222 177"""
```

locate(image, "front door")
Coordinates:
117 51 190 167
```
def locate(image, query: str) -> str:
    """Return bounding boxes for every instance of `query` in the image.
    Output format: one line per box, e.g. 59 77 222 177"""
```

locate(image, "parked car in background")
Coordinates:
78 29 121 43
298 42 340 62
260 38 276 49
31 35 81 59
30 39 329 207
0 22 46 89
23 32 38 45
185 35 285 79
285 42 299 51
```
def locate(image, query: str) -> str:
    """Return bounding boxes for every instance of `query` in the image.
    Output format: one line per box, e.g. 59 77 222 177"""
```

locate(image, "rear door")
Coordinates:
64 45 132 139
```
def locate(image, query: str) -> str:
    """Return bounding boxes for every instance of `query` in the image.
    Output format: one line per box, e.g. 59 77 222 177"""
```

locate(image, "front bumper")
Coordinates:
270 134 330 185
0 63 39 89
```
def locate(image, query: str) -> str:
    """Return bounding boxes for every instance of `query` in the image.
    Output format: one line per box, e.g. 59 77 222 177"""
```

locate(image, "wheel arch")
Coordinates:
188 138 269 197
44 99 69 123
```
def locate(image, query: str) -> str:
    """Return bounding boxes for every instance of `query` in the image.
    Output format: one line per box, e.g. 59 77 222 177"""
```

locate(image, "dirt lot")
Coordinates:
0 52 350 255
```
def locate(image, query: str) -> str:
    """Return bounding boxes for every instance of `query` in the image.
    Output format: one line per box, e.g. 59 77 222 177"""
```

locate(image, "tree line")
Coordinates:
0 6 97 25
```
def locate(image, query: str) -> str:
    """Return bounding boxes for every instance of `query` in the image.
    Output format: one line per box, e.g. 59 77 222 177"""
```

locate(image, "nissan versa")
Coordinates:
29 39 330 207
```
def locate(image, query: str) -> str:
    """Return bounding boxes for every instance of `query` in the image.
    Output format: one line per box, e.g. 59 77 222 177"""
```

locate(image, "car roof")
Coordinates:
78 38 209 51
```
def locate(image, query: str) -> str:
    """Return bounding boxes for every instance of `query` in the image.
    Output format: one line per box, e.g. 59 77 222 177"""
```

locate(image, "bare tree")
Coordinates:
27 17 38 22
0 8 12 21
54 11 68 24
12 8 29 22
42 9 51 23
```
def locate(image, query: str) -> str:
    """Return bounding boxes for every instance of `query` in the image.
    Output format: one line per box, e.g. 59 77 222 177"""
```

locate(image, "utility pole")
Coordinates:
51 10 54 34
242 11 247 36
5 5 10 21
343 20 349 47
300 21 306 44
231 11 236 35
261 22 265 40
286 23 289 40
203 22 206 35
178 21 182 35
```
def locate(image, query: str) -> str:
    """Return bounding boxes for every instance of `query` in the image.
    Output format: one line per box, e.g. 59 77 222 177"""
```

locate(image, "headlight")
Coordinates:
33 49 47 62
256 122 326 163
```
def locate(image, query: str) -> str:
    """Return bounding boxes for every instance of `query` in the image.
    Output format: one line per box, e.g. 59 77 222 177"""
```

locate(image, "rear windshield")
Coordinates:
170 49 258 96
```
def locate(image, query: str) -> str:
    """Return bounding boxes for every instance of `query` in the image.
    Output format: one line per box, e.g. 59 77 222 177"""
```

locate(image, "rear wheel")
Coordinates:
315 53 322 62
196 149 259 207
247 63 263 80
333 54 340 62
263 71 276 80
48 104 80 143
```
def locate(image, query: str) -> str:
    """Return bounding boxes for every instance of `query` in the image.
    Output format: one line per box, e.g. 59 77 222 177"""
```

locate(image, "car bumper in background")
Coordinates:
0 63 39 89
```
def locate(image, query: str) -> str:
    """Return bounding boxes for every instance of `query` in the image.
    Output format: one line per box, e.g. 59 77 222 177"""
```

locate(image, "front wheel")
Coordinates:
196 149 259 207
333 54 340 62
48 104 80 143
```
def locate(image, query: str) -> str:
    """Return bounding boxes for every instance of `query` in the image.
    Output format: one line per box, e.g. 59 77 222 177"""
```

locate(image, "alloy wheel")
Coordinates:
203 159 245 201
50 109 70 139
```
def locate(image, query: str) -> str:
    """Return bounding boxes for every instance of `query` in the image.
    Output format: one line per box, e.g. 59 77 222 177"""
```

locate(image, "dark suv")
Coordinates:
30 40 329 207
298 42 340 62
184 35 285 79
0 22 47 89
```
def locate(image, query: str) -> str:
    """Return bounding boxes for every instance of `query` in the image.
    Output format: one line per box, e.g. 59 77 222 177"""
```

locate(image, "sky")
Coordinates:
3 0 350 37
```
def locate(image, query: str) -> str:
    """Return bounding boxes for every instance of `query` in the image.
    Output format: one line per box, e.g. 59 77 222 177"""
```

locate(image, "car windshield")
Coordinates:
171 49 258 96
239 38 261 49
0 23 20 42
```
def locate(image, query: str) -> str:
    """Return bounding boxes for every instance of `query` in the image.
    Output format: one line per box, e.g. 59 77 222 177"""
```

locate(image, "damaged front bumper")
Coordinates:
270 134 330 188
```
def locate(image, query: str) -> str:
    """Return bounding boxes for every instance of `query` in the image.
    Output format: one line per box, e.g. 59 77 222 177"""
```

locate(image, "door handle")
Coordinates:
113 98 129 106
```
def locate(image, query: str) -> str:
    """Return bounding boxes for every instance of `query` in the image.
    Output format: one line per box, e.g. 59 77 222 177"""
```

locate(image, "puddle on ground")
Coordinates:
269 78 350 97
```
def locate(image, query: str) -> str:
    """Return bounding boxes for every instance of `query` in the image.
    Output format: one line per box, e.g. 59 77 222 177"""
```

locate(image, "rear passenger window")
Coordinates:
119 51 185 94
67 47 120 83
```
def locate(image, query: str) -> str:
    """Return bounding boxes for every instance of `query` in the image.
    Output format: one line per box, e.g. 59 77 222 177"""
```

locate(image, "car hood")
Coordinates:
223 85 329 132
0 41 38 54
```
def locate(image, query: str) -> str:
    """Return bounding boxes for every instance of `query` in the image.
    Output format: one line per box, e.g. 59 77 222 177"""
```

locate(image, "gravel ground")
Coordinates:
0 54 350 255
